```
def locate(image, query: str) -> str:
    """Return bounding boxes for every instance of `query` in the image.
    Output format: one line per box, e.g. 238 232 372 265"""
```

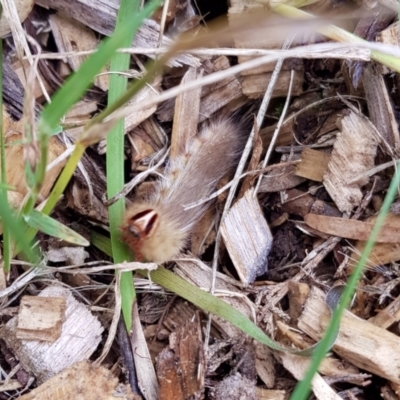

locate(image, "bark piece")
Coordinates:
298 286 400 384
295 149 330 182
323 110 379 213
221 190 273 285
0 286 103 383
171 67 202 158
16 296 66 342
363 64 400 154
3 58 26 119
157 314 204 399
281 189 341 218
18 361 138 400
36 0 200 68
241 70 304 99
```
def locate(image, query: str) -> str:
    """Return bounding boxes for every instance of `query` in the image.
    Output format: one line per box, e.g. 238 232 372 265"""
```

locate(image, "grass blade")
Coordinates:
24 210 89 246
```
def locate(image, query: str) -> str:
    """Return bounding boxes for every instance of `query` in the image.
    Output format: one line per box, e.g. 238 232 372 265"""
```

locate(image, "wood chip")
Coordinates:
258 154 305 193
157 313 204 399
16 296 66 342
304 213 400 243
18 361 138 400
171 67 202 158
241 70 304 99
221 189 273 285
323 110 379 213
255 388 287 400
49 13 108 91
362 64 400 154
278 352 342 400
0 0 33 38
369 294 400 329
295 149 330 182
350 213 400 266
1 286 103 383
298 286 400 384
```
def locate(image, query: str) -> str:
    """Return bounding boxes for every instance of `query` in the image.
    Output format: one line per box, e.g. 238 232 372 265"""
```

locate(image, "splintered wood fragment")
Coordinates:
363 64 400 154
298 286 400 384
36 0 200 68
304 213 400 243
18 361 138 400
242 70 304 99
221 190 273 285
323 110 379 212
295 149 330 182
16 296 66 342
171 67 202 158
49 13 108 91
1 286 103 383
158 314 204 399
369 294 400 329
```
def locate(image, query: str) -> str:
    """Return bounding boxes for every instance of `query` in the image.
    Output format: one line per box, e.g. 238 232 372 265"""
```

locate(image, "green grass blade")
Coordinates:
24 210 89 246
106 0 151 331
0 35 11 273
0 193 39 263
290 163 400 400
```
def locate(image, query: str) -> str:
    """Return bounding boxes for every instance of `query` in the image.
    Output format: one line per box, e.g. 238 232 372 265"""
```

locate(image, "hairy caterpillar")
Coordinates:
121 118 245 263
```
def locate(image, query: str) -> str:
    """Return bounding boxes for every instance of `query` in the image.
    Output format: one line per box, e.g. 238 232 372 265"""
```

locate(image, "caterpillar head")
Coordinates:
121 209 159 261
